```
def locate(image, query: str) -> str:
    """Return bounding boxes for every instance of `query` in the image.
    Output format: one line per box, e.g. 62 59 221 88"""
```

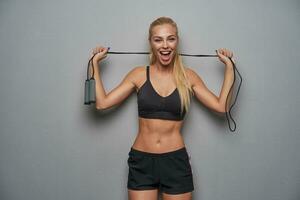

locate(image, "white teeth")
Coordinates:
160 51 171 55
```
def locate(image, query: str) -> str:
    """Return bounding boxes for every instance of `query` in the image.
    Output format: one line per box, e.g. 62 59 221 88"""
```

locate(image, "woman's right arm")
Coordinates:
90 46 137 110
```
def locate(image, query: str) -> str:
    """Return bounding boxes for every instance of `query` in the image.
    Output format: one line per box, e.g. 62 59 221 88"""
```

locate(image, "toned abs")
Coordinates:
131 117 185 153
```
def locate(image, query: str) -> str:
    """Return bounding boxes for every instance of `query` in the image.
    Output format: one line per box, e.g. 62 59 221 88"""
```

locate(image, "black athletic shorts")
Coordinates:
127 146 194 194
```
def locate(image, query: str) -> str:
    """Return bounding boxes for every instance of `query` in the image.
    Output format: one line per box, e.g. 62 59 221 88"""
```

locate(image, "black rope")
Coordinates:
86 50 242 132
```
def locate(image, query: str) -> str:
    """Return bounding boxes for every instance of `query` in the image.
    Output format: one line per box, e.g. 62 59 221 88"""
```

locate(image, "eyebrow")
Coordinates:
152 35 176 39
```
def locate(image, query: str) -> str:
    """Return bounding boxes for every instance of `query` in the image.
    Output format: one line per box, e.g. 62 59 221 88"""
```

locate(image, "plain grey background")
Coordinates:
0 0 299 200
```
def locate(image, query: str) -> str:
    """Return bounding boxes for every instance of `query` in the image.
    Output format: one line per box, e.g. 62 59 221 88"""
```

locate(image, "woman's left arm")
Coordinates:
187 48 235 114
217 49 234 113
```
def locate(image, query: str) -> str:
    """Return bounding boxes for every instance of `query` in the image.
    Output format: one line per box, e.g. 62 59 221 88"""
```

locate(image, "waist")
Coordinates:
132 130 185 153
129 146 187 157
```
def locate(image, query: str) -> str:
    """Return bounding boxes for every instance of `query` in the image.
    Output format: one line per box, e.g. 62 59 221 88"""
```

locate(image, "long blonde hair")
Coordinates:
148 16 194 115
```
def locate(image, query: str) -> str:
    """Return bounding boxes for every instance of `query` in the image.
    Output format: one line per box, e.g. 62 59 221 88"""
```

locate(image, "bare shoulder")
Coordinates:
127 65 146 80
184 66 203 87
133 65 147 74
124 65 145 79
126 65 147 91
185 66 199 77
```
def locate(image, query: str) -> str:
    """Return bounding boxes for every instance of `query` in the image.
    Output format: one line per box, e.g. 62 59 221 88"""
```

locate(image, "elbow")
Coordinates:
95 96 109 110
215 109 226 116
96 106 106 111
216 103 227 114
219 107 226 114
96 105 106 110
211 107 225 116
96 102 107 110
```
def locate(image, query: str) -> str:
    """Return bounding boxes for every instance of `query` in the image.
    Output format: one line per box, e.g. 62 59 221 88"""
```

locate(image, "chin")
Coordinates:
160 59 173 66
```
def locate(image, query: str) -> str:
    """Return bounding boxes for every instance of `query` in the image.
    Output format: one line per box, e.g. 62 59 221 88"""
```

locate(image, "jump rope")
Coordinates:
84 49 242 132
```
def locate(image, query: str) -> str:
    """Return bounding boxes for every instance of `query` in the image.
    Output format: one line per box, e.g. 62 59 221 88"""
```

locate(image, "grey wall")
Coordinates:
1 0 299 200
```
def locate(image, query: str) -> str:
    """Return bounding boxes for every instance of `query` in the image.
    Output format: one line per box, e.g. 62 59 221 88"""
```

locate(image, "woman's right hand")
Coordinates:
90 46 110 63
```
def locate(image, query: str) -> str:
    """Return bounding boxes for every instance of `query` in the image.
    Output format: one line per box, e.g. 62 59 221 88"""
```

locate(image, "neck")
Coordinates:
153 60 175 74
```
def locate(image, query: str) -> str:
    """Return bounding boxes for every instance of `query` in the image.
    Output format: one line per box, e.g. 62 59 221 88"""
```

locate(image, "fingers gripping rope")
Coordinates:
84 49 242 132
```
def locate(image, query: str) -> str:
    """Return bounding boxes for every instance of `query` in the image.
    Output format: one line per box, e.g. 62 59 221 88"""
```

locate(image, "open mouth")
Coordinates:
159 51 172 61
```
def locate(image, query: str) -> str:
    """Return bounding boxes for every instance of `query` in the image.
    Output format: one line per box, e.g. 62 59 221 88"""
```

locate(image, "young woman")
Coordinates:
90 16 234 200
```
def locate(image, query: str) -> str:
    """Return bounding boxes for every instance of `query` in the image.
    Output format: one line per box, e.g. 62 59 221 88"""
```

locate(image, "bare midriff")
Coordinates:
131 117 185 153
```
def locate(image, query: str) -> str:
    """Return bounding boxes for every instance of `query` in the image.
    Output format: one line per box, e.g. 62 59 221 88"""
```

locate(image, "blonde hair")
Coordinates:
148 16 194 116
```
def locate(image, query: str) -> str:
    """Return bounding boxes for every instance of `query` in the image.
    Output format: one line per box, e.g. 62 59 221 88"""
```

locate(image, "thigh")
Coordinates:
127 149 160 190
162 191 192 200
159 149 194 195
128 189 159 200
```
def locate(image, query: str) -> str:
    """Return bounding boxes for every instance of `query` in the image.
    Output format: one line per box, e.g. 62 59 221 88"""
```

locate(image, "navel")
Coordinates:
156 139 161 145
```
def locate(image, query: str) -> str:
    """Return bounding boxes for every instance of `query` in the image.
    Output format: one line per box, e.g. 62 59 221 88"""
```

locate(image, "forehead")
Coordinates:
151 24 176 37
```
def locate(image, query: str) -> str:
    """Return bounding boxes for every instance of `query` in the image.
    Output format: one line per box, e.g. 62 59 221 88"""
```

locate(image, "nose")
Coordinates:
163 40 168 48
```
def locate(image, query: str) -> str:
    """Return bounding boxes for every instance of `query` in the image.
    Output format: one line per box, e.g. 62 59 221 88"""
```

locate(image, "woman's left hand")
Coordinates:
216 48 235 65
